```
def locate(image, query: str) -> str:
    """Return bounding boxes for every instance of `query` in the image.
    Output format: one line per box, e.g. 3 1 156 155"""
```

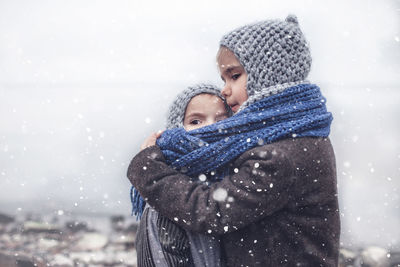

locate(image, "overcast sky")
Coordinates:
0 0 399 85
0 0 399 249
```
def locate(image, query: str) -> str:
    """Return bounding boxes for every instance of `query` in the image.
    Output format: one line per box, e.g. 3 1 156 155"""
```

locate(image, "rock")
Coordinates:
69 251 106 265
110 215 125 232
114 250 137 266
38 238 59 250
360 246 390 267
95 250 118 265
74 232 108 251
69 252 94 264
0 252 17 267
50 254 74 267
0 213 14 224
65 220 88 233
339 248 357 266
110 232 135 249
0 251 44 267
23 221 61 234
110 233 135 244
85 251 106 264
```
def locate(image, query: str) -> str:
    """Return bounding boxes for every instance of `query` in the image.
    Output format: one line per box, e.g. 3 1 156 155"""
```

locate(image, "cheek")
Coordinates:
184 124 202 131
184 125 194 131
183 121 193 131
236 78 248 103
239 92 247 104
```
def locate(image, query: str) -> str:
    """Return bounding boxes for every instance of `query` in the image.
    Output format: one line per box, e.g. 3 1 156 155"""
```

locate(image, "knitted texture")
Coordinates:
238 80 308 112
132 83 332 216
166 83 225 129
220 14 312 100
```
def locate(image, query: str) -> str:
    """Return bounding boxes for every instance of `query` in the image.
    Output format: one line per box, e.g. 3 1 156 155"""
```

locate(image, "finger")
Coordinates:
155 130 164 138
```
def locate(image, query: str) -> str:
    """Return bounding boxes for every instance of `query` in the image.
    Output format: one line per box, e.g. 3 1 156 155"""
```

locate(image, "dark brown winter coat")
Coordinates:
127 137 340 267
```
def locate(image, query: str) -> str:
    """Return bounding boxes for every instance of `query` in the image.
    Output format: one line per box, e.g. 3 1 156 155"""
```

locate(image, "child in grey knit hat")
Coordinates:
136 83 231 267
217 14 311 113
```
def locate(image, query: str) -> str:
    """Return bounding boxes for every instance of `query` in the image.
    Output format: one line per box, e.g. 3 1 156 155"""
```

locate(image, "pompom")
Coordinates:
285 14 298 25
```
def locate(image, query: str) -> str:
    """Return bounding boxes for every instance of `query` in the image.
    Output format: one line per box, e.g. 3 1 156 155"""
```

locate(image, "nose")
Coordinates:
221 83 231 98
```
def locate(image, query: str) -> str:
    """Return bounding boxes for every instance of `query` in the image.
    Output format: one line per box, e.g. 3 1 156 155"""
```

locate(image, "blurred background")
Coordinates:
0 0 399 251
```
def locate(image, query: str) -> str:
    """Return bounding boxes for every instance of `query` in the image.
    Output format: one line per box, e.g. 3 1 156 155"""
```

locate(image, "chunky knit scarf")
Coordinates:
131 83 333 218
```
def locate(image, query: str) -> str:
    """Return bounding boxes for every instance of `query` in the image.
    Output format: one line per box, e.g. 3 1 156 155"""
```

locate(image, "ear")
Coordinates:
285 14 299 25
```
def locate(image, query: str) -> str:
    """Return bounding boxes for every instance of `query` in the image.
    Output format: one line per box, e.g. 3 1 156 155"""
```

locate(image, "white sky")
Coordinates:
0 0 399 249
0 0 399 85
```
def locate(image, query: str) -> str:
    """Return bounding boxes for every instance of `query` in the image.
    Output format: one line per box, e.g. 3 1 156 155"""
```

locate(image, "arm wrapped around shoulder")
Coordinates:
127 144 295 235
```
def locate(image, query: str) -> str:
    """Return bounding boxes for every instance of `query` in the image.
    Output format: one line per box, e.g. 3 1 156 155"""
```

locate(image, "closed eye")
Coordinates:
216 115 228 122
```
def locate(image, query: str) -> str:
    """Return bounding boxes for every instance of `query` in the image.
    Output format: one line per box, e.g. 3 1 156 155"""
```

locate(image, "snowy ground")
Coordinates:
1 211 400 267
0 211 138 266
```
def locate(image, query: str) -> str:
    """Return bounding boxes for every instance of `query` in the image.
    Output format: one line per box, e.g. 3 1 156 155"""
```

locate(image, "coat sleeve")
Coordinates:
127 145 295 235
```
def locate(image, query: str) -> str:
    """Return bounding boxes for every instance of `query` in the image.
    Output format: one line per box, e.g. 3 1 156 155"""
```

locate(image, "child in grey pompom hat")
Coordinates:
135 83 231 267
166 83 232 129
218 14 312 110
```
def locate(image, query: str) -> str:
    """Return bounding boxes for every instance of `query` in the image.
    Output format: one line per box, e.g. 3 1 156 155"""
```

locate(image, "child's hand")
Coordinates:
140 130 164 151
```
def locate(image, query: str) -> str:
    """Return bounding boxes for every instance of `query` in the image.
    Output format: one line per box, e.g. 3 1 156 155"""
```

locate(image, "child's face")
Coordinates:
217 47 248 113
183 94 229 131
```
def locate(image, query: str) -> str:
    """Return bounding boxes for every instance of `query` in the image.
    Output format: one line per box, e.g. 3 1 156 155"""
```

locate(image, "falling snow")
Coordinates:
213 188 228 202
0 2 398 265
198 173 207 182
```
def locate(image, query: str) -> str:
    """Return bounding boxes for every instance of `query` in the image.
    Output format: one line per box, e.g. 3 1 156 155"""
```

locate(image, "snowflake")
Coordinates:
213 188 228 202
198 174 207 182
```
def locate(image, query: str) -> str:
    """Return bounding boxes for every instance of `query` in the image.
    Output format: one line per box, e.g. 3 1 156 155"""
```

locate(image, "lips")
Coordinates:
230 104 239 113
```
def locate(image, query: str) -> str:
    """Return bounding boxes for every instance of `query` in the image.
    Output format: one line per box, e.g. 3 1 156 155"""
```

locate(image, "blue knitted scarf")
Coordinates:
130 83 333 218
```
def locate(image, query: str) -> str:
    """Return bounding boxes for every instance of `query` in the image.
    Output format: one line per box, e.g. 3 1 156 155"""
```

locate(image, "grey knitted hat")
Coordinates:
166 83 229 129
220 14 311 108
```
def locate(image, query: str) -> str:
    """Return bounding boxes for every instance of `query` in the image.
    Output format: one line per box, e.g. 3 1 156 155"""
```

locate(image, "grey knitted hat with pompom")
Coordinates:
166 83 229 129
219 14 312 104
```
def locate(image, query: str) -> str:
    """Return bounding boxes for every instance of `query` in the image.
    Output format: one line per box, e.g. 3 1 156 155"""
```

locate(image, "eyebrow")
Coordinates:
184 112 206 119
185 110 228 119
222 65 243 75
